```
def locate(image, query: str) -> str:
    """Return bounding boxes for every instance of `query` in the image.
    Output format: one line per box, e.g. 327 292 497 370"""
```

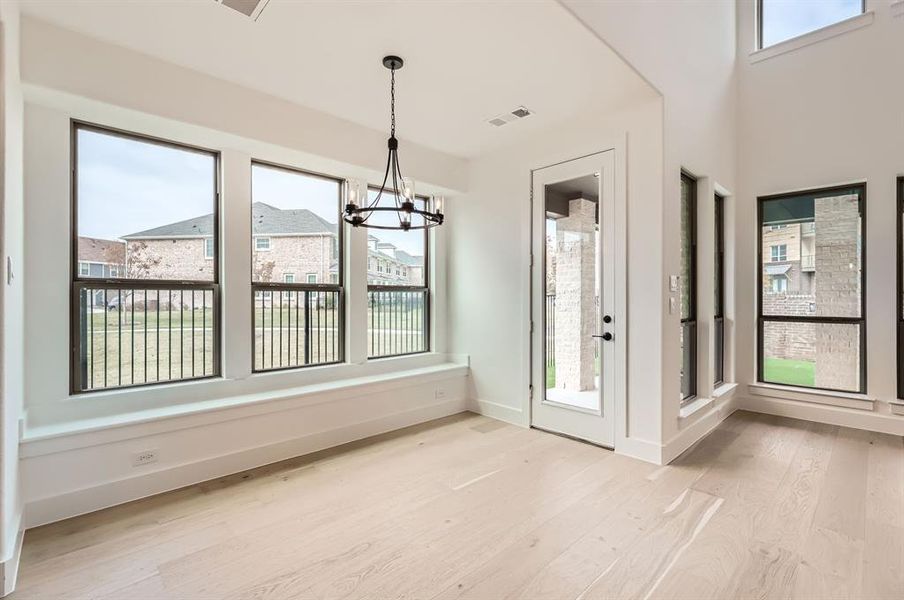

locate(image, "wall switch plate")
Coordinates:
669 275 679 292
132 449 159 467
669 297 677 314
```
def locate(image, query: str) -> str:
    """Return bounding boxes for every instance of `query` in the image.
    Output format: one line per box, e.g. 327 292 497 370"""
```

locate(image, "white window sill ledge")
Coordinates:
678 383 738 421
747 382 874 411
679 396 713 420
749 11 874 64
22 360 469 456
889 400 904 416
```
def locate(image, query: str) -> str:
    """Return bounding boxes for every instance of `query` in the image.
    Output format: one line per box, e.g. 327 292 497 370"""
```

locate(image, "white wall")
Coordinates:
734 0 904 430
450 96 667 460
558 0 740 448
0 0 25 592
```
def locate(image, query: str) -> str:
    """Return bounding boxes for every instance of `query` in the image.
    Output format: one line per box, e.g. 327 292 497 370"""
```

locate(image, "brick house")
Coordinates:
120 202 423 285
77 236 125 278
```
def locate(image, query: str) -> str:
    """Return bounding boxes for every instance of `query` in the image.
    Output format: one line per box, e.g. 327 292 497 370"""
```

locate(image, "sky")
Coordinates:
77 128 215 241
77 128 424 258
761 0 862 47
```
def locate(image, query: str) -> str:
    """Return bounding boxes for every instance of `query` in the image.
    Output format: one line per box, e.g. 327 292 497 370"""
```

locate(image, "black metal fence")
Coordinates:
368 287 428 358
74 283 218 392
253 286 343 371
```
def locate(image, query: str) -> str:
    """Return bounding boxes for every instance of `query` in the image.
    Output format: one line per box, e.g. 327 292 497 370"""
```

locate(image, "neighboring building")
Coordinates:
118 202 423 285
762 222 815 294
367 235 424 286
77 236 125 278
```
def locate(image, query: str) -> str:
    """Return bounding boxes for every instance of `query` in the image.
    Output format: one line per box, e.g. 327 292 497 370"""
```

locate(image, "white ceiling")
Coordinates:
19 0 654 159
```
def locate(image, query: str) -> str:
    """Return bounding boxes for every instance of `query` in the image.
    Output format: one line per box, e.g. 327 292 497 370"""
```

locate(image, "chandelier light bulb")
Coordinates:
402 177 414 202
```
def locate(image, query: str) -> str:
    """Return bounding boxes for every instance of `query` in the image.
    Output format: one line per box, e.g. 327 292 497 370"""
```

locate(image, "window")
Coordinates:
714 193 725 387
771 274 788 293
72 123 219 393
758 0 865 49
367 188 430 358
251 162 343 372
680 173 697 402
771 244 788 262
898 178 904 399
758 184 865 393
204 237 214 259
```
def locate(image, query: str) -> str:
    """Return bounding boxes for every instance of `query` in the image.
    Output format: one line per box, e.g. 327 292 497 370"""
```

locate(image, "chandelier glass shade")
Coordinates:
343 55 445 231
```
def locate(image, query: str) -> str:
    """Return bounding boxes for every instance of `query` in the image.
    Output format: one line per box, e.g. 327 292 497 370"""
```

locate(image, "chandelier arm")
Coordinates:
358 148 394 224
390 151 403 226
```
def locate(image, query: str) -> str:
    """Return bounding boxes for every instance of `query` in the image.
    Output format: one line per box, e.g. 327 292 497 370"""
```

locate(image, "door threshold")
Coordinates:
530 425 614 451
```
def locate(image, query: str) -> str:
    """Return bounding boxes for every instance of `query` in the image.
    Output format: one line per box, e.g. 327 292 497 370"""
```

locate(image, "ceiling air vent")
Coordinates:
486 106 533 128
215 0 270 20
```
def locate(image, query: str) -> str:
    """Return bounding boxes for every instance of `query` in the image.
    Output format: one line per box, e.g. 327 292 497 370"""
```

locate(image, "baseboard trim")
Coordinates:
663 396 740 464
614 436 663 464
24 397 467 529
738 395 904 436
468 398 528 427
0 523 24 597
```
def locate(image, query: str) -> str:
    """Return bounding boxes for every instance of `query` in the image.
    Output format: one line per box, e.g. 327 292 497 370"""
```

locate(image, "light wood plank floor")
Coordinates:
12 410 904 599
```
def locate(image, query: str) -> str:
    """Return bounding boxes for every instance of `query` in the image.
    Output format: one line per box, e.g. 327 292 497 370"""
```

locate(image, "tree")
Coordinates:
126 240 162 279
253 254 276 282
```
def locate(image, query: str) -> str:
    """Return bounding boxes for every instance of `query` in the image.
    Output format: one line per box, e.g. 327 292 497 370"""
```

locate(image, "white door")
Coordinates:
531 151 620 447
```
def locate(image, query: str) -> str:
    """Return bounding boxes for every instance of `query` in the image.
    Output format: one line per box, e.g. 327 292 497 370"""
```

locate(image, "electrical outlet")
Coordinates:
435 389 447 400
132 449 158 467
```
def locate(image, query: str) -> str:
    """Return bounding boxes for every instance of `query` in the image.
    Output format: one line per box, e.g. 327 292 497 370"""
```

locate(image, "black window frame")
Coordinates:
757 0 866 50
680 172 698 403
366 188 431 360
757 183 867 394
714 192 725 387
70 121 221 394
897 177 904 399
249 159 345 373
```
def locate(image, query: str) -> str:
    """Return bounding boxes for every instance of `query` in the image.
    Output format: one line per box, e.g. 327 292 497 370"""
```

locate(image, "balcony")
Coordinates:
801 254 815 272
800 222 815 236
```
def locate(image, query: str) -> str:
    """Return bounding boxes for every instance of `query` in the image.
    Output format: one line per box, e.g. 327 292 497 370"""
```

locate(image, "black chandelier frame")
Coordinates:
343 55 444 231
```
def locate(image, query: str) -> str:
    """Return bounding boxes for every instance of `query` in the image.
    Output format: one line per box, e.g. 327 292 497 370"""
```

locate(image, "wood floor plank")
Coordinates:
642 415 811 600
861 431 904 599
10 410 904 600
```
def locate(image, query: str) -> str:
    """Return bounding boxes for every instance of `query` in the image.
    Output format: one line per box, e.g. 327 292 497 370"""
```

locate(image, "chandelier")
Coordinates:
343 55 444 231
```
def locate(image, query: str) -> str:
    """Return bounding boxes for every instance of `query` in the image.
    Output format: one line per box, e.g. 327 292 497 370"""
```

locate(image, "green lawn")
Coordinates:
546 354 600 389
763 357 815 387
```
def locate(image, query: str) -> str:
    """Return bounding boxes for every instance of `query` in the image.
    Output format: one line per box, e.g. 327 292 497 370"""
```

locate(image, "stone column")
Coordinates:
554 198 596 391
813 194 860 390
